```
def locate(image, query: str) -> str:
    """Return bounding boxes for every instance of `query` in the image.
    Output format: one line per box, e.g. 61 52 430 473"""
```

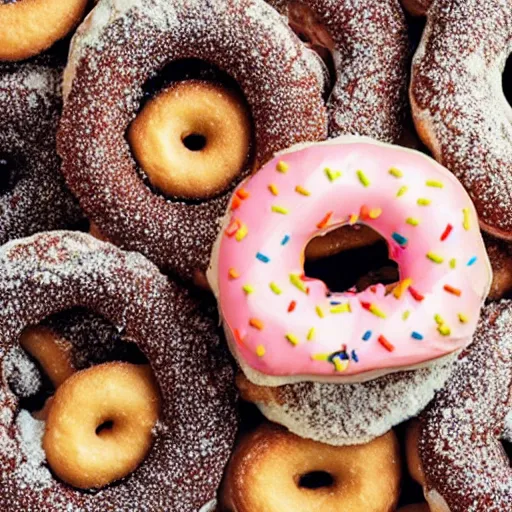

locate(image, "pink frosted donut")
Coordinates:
208 137 492 385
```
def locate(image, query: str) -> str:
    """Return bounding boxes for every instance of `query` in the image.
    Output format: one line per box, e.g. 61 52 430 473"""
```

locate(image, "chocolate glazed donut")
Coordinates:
0 232 238 510
266 0 410 142
58 0 328 282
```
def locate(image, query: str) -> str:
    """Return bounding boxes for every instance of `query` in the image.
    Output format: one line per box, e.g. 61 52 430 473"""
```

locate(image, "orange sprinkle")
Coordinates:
268 184 279 196
234 329 244 345
249 318 264 330
378 335 395 352
288 301 297 312
225 219 241 237
228 268 240 280
317 211 333 229
236 188 250 200
231 195 242 210
360 205 370 220
443 285 462 297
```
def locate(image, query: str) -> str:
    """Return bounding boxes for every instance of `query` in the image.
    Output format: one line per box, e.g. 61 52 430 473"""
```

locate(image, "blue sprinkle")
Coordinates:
391 232 408 246
362 330 372 341
330 300 341 305
281 234 290 246
256 252 270 263
351 350 359 362
411 331 424 340
467 256 477 267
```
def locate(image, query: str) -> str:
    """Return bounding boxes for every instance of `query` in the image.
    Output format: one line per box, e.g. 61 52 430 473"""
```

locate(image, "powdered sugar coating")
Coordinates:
410 0 512 240
59 0 328 281
0 56 82 244
0 231 238 510
418 301 512 512
267 0 410 142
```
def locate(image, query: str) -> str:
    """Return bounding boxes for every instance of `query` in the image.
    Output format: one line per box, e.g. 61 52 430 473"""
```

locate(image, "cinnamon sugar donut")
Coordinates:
0 57 82 244
220 422 401 512
44 363 160 490
0 231 238 510
58 0 328 281
266 0 410 142
409 0 512 240
408 301 512 512
0 0 88 62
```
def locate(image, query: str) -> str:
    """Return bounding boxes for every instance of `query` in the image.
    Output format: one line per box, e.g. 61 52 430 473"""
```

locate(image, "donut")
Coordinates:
266 0 410 142
220 422 401 512
397 505 430 512
43 362 160 490
401 0 432 17
0 56 82 245
0 0 89 61
58 0 328 281
208 137 492 385
409 0 512 241
407 301 512 512
484 235 512 301
128 80 252 200
0 231 238 510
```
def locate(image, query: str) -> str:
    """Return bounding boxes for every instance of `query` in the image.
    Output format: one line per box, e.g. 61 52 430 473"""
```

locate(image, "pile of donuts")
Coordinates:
0 0 510 510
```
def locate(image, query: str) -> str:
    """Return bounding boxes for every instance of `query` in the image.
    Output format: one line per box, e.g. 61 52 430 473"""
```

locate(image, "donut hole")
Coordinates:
182 133 208 152
503 55 512 106
0 153 19 195
304 225 399 293
96 419 115 437
297 470 335 490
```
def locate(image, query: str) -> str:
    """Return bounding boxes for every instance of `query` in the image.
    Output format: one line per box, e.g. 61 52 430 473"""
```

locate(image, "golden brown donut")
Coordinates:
0 0 89 62
220 422 401 512
405 420 426 486
43 362 160 490
128 80 252 200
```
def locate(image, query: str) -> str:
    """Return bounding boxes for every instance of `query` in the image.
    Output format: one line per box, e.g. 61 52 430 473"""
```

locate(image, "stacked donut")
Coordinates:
0 0 511 511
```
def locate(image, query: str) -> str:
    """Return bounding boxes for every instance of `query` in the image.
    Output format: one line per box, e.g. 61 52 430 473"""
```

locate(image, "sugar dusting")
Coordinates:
3 347 41 398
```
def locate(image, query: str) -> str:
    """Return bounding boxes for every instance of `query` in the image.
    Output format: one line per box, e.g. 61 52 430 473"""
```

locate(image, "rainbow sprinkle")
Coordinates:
269 282 282 295
378 335 395 352
281 234 290 246
411 332 424 340
406 217 420 226
295 185 310 196
315 305 325 318
417 198 432 206
290 273 308 293
361 302 387 319
450 258 457 269
242 284 254 295
256 345 266 357
467 256 477 266
408 287 424 302
330 303 351 314
348 213 359 225
389 167 403 178
286 333 299 346
403 310 411 320
356 169 371 187
434 314 445 325
231 195 242 210
307 328 315 341
393 278 413 299
369 208 382 219
234 329 244 345
458 313 469 323
440 224 453 241
228 268 240 279
438 324 451 336
276 160 289 173
392 232 408 247
362 330 372 341
288 301 297 312
427 252 444 264
332 356 349 372
462 208 471 231
397 186 408 197
268 183 279 196
237 188 250 200
225 219 241 237
256 252 270 263
426 180 444 188
272 205 289 215
443 284 462 297
235 224 248 242
325 167 342 182
351 350 359 362
311 354 329 362
317 211 333 229
249 318 264 330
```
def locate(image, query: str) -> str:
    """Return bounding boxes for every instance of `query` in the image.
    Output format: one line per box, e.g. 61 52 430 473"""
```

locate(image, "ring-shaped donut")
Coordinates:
208 137 491 384
0 57 82 245
266 0 410 142
0 0 89 62
58 0 328 281
409 0 512 241
0 231 238 510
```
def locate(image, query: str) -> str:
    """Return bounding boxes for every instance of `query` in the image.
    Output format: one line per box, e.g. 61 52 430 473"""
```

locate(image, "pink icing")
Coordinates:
209 137 492 384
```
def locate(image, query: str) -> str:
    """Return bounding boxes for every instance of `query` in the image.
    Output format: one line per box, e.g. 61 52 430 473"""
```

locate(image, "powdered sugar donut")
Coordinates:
266 0 410 142
0 56 82 245
409 0 512 241
58 0 328 281
0 232 238 510
208 137 491 386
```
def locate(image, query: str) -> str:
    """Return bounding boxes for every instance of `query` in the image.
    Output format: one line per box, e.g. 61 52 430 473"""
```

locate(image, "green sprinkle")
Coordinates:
272 205 289 214
357 169 371 187
315 305 325 318
427 252 444 264
402 310 411 321
330 303 351 314
458 313 469 324
325 167 342 182
406 217 420 226
269 282 282 295
290 274 308 293
389 167 403 178
242 284 254 295
426 180 444 188
286 333 299 346
434 314 444 325
397 186 408 197
417 198 432 206
450 258 457 269
307 328 315 341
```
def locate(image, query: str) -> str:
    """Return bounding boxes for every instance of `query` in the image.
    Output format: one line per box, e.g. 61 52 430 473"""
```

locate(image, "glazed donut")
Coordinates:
44 362 160 490
128 80 252 200
220 422 401 512
266 0 410 142
58 0 328 281
408 301 512 512
409 0 512 241
484 234 512 301
0 56 82 245
0 232 238 510
0 0 88 62
208 137 491 385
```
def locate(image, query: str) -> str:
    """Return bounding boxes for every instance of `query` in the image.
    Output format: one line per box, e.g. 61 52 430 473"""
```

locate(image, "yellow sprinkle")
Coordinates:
286 333 299 346
295 185 310 196
369 208 382 219
369 304 387 319
417 198 432 206
269 282 282 295
290 274 308 293
406 217 420 226
458 313 469 324
256 345 266 357
348 213 359 225
330 303 351 314
315 305 325 318
450 258 457 269
462 208 471 231
333 357 349 372
311 353 329 362
325 167 342 182
397 186 408 197
434 314 445 325
389 167 403 178
393 278 413 299
426 180 444 188
272 205 289 214
307 328 315 341
438 324 451 336
242 284 254 295
427 252 444 264
402 310 411 321
235 224 248 242
356 169 371 187
276 161 289 173
268 183 279 196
